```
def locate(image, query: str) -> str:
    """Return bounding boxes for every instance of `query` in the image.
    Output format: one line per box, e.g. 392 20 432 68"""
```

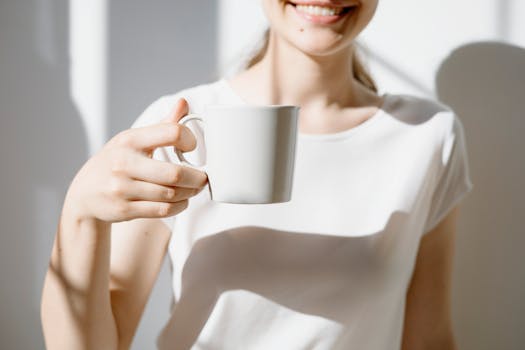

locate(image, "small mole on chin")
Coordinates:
299 28 304 32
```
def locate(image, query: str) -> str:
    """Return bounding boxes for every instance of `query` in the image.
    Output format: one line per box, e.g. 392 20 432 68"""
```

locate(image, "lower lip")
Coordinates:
289 4 355 25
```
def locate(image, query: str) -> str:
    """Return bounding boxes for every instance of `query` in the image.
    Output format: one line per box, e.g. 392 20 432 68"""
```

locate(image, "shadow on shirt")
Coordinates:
158 211 420 349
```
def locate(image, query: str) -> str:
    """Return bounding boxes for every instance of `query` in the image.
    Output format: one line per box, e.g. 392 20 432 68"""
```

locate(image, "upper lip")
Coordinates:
287 0 359 8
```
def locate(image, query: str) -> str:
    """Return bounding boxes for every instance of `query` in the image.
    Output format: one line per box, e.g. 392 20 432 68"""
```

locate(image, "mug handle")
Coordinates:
175 113 205 170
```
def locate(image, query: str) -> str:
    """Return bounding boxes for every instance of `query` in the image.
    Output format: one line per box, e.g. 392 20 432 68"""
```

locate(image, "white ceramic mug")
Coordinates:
175 105 300 204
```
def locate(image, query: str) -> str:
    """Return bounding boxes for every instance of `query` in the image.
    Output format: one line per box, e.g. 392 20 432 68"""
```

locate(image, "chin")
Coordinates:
283 29 351 57
263 0 378 56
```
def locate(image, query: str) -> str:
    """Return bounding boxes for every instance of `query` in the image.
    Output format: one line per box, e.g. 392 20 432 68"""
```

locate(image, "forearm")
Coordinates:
41 206 118 350
402 326 458 350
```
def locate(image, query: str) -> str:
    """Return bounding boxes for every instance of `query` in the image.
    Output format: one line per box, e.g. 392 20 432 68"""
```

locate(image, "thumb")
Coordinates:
162 97 189 123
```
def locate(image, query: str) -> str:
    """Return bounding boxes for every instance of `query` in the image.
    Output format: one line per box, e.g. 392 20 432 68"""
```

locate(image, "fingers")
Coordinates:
124 180 198 202
114 122 197 153
124 153 208 189
124 200 190 219
162 98 189 123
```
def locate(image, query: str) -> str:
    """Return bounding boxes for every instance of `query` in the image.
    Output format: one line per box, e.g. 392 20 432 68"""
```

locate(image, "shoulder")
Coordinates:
386 93 464 141
131 79 225 128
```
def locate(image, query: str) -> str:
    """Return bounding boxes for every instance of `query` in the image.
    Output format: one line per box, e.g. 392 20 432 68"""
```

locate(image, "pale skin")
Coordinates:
41 0 460 349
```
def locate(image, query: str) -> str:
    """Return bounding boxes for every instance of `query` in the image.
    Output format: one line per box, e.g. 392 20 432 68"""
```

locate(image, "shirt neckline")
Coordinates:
218 78 390 142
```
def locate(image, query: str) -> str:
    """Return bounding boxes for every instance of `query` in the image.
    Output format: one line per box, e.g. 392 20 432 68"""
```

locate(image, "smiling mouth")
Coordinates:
286 1 357 24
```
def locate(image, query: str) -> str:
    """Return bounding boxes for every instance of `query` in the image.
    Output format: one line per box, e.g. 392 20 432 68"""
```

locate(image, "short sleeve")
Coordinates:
423 114 474 234
131 95 182 230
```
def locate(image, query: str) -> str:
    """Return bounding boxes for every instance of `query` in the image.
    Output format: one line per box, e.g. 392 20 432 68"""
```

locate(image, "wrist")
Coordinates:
61 194 110 235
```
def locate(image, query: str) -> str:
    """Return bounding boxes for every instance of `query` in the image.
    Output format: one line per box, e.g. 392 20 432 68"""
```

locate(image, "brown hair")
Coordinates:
244 28 378 93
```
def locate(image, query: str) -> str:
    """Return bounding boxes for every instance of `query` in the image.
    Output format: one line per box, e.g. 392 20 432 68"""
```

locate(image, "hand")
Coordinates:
63 98 208 223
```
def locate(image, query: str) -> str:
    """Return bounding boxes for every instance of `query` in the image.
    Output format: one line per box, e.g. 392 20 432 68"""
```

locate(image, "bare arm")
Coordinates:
41 215 171 350
401 206 460 350
109 218 171 350
40 99 208 349
41 212 118 350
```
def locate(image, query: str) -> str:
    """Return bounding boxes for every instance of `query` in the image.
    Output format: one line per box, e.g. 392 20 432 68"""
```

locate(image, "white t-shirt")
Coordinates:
132 78 474 350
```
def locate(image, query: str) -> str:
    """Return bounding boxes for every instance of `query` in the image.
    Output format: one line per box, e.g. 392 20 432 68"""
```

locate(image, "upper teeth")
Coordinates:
295 4 343 16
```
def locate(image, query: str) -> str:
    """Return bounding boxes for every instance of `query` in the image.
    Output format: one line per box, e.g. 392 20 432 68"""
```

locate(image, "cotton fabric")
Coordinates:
131 79 474 350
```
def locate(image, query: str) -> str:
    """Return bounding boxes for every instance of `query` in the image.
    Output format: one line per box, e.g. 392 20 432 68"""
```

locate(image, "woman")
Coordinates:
41 0 473 349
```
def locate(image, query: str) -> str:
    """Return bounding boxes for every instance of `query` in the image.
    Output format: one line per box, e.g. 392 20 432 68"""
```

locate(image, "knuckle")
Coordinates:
167 165 183 184
114 130 132 147
164 187 176 200
114 201 130 217
110 153 128 174
157 203 171 217
108 178 126 197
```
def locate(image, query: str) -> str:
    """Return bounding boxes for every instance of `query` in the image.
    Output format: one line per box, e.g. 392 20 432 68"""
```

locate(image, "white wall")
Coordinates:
362 0 525 97
0 1 86 349
1 0 523 349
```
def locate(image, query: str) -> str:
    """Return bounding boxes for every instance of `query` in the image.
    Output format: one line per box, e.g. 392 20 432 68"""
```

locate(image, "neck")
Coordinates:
253 30 359 108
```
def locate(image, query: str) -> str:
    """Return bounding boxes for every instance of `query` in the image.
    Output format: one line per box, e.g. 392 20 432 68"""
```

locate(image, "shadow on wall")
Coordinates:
0 0 87 349
436 42 525 350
